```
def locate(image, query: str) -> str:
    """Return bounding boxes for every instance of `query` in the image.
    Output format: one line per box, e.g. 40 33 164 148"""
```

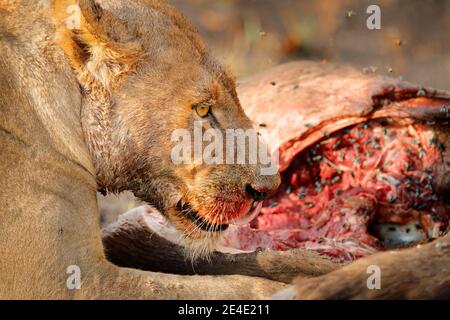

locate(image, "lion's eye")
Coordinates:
194 103 211 118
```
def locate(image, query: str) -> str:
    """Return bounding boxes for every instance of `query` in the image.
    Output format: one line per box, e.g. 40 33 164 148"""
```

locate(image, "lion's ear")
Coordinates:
53 0 142 90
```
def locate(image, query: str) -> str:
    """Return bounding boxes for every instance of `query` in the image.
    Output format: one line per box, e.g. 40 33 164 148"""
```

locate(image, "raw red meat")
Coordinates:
218 61 450 261
220 120 448 260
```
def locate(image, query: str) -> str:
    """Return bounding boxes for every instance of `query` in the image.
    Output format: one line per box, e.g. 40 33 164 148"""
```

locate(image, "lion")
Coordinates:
0 0 286 299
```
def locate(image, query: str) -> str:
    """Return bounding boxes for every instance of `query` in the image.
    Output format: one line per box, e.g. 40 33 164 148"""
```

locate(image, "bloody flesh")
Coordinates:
220 119 449 261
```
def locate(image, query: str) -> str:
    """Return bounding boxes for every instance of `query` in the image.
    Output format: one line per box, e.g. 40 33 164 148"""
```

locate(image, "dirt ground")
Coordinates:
99 0 450 226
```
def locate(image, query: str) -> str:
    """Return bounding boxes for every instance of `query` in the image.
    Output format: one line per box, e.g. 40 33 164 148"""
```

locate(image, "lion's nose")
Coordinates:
245 173 281 201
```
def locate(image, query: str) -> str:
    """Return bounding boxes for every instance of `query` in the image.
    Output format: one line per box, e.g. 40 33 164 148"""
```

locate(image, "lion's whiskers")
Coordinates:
180 201 226 261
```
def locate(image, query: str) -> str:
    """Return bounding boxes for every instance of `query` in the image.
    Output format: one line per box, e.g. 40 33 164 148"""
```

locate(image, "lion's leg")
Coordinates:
2 202 285 300
67 261 285 299
4 205 285 299
3 250 284 299
274 232 450 299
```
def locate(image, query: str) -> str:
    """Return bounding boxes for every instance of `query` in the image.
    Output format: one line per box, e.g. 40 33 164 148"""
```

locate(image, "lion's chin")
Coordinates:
159 198 264 260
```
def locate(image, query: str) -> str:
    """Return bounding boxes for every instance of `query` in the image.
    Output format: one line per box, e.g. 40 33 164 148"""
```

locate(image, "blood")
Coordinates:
220 120 450 261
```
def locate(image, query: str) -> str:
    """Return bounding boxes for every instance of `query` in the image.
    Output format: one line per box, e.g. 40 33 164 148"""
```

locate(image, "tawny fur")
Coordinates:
0 0 282 299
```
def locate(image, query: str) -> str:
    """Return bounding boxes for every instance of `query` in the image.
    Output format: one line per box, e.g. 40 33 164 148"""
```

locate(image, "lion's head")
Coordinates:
54 0 280 257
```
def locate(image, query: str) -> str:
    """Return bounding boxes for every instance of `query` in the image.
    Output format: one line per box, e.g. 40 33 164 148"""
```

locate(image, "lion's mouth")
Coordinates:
176 201 229 232
175 200 263 233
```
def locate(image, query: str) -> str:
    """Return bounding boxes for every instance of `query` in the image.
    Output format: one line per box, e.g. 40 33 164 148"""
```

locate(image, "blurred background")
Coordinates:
170 0 450 89
99 0 450 226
